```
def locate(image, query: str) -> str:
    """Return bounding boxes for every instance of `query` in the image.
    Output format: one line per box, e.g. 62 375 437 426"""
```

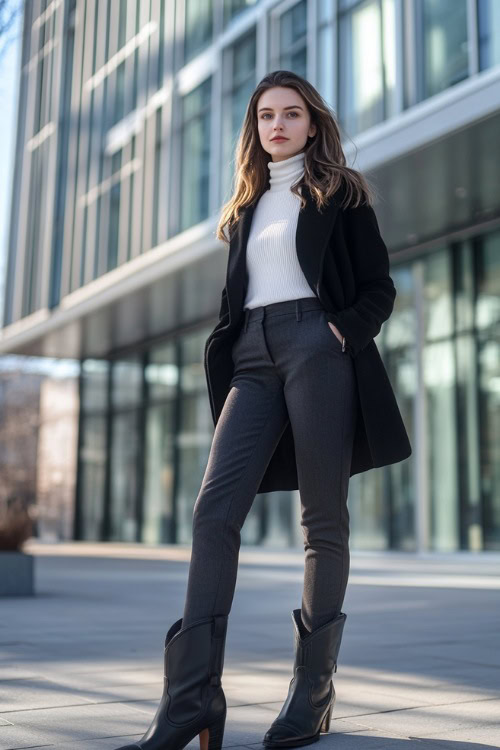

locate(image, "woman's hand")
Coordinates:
327 321 344 344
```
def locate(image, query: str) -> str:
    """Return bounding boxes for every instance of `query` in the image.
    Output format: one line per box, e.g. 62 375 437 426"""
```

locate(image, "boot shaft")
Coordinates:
291 609 346 679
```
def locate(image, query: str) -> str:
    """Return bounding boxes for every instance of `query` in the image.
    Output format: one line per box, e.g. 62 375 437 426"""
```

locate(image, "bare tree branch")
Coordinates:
0 0 23 63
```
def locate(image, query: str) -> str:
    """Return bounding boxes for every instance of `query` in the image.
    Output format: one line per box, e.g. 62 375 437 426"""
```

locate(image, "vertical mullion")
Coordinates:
39 2 65 310
115 0 138 266
102 360 113 541
394 0 405 114
95 0 120 278
74 359 85 540
60 0 89 297
414 260 429 551
83 0 108 284
135 351 148 542
71 0 97 291
12 6 40 321
466 0 479 76
133 0 152 258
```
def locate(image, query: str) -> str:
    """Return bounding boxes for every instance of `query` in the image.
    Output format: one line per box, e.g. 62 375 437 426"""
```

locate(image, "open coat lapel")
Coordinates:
225 183 342 330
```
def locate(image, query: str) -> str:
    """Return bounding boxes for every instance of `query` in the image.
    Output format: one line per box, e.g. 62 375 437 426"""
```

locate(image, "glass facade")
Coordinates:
76 326 303 548
350 229 500 553
74 225 500 552
6 0 500 326
3 0 500 554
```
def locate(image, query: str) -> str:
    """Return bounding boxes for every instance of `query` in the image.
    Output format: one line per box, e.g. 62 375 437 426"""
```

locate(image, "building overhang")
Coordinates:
0 218 228 360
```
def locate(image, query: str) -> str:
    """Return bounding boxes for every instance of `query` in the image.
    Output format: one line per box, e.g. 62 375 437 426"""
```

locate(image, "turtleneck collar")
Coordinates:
268 151 305 192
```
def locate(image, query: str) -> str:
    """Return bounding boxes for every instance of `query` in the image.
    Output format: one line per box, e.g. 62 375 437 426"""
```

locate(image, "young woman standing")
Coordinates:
114 70 411 750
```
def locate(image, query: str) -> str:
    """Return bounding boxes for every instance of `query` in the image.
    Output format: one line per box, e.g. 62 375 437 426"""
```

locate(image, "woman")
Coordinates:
115 70 411 750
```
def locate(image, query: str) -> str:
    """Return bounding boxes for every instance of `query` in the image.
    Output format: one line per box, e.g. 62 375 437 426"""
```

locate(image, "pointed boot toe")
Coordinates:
264 722 316 748
262 609 346 748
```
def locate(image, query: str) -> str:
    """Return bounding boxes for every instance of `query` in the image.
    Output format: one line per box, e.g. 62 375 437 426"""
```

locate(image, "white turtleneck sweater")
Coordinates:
243 151 316 310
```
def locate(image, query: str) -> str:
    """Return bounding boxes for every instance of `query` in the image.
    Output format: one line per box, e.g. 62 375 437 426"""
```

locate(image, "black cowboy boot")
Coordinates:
263 609 347 748
114 614 228 750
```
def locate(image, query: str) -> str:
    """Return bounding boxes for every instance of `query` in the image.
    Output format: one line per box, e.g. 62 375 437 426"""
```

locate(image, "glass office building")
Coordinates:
2 0 500 552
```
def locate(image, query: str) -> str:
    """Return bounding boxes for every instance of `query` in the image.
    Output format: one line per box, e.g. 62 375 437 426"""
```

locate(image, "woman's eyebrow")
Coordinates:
258 105 303 112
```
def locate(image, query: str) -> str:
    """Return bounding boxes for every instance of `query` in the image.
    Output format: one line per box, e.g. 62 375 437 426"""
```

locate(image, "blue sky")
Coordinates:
0 9 22 327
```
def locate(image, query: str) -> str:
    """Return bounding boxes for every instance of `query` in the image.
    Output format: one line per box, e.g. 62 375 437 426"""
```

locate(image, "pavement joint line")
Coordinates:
2 693 498 718
0 698 162 715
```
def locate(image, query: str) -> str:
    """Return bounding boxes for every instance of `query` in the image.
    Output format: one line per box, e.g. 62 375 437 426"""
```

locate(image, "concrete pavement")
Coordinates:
0 541 499 749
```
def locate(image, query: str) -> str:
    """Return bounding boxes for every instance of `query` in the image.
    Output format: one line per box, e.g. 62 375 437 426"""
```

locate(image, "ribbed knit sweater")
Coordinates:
243 151 316 310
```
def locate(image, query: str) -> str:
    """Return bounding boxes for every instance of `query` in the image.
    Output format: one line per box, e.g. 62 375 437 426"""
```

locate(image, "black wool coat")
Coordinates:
204 182 412 494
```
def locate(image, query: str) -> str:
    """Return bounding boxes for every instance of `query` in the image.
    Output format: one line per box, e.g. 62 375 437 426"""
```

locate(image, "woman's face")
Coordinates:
256 86 316 162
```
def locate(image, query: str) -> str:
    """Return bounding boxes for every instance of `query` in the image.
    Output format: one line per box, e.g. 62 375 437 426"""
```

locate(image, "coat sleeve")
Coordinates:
325 202 396 357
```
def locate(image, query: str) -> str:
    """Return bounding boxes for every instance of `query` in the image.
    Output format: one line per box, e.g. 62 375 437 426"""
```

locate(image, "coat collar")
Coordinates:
225 182 342 328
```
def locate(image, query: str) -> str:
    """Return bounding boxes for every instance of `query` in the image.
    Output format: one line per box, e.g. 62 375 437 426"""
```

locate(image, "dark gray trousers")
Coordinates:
182 297 358 634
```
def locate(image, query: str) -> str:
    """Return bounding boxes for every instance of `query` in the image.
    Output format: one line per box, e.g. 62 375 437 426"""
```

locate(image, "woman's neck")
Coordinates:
268 151 305 193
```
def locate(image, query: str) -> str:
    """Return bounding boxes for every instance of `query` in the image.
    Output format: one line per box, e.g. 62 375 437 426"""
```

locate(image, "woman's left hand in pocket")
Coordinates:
328 321 344 344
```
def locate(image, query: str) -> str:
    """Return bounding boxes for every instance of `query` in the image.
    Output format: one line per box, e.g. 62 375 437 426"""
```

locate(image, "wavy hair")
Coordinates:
216 70 376 245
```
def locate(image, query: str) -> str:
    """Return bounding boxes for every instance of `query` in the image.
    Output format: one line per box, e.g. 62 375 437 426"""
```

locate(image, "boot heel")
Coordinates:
320 700 333 733
200 711 227 750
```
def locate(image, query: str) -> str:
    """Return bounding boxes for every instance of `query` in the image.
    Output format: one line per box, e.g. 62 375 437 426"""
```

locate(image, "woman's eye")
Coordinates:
261 112 298 119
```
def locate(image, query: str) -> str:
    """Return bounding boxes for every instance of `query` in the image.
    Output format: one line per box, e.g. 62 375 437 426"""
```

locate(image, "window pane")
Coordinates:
81 359 109 411
338 0 387 135
456 334 482 551
79 415 107 540
223 0 260 27
479 338 500 550
221 31 256 202
176 392 213 543
455 240 475 332
476 231 500 330
478 0 500 70
184 0 213 64
180 79 212 231
476 231 500 550
423 249 453 340
142 402 176 544
424 340 459 550
112 357 143 408
317 22 334 106
146 342 178 401
279 0 307 76
419 0 468 100
384 265 417 550
109 410 139 541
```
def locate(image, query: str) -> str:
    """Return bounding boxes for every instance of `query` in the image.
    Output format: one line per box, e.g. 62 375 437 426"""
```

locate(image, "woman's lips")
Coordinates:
271 137 288 142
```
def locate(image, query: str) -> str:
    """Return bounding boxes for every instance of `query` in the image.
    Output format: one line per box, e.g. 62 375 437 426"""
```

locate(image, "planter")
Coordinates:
0 551 34 596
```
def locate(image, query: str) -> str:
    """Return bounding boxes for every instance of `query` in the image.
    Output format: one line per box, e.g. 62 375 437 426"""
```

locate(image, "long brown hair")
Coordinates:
216 70 376 245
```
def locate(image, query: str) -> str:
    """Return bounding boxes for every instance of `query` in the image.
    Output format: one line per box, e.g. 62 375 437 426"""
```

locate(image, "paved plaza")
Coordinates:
1 542 499 749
